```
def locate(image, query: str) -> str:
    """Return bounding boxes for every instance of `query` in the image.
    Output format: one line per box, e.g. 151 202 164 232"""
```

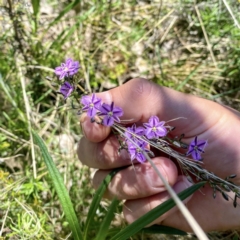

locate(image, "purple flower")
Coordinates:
143 116 167 139
99 102 123 126
124 124 145 142
128 140 149 163
186 136 208 161
69 60 80 75
55 58 80 80
60 81 74 99
80 94 102 118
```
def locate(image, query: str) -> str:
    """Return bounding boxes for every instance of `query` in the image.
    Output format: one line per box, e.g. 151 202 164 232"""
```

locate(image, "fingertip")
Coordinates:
123 175 193 225
80 113 111 142
173 175 193 193
155 157 178 186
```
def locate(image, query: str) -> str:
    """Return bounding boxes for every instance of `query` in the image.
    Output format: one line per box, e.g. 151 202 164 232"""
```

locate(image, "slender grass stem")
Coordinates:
17 60 37 179
144 153 209 240
222 0 240 29
0 204 10 237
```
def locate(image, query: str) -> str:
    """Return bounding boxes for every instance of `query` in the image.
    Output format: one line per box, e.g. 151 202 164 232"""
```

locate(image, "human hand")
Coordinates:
78 78 240 232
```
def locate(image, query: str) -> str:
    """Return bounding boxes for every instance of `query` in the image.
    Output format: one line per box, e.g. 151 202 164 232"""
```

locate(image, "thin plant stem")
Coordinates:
0 204 10 237
222 0 240 29
144 152 209 240
17 59 37 179
195 5 217 69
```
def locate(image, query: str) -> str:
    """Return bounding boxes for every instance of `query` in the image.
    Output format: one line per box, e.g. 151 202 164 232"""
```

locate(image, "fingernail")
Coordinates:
119 149 130 161
146 163 169 188
173 176 193 193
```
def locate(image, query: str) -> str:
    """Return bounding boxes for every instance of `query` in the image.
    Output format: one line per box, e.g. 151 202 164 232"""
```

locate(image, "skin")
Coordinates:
78 78 240 232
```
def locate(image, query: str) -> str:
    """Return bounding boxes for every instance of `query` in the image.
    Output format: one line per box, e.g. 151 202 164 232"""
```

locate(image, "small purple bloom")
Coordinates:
124 124 145 142
128 140 149 163
81 94 102 118
60 81 74 99
99 102 123 126
69 60 80 75
55 58 80 80
143 116 167 139
186 136 208 161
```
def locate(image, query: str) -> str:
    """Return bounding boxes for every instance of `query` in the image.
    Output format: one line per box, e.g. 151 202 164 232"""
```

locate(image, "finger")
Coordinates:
162 185 240 232
96 78 227 137
79 77 233 151
123 176 193 225
80 113 111 143
92 157 178 199
80 78 213 143
78 134 131 169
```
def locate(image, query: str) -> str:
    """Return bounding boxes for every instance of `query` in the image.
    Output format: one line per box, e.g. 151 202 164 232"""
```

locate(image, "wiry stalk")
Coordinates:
145 153 209 240
17 59 37 179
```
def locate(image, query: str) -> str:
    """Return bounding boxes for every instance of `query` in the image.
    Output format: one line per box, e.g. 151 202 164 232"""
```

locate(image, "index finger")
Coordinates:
81 78 224 143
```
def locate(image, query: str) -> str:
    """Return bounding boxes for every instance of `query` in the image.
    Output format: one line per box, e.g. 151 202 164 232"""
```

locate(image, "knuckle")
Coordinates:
129 78 151 97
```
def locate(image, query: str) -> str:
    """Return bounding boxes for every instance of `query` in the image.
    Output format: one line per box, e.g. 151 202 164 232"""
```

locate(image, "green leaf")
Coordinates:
110 181 205 240
94 198 120 240
141 225 186 235
32 131 83 240
84 168 123 240
233 233 239 240
31 0 40 17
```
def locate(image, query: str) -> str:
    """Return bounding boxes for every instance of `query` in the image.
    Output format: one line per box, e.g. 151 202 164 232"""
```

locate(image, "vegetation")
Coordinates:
0 0 239 239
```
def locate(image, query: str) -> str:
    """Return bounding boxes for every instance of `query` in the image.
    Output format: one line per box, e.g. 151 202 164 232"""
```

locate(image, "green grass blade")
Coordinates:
47 0 81 29
176 64 200 91
94 198 120 240
110 181 205 240
32 131 83 240
31 0 40 17
0 74 17 108
84 168 123 240
141 225 186 235
0 74 26 122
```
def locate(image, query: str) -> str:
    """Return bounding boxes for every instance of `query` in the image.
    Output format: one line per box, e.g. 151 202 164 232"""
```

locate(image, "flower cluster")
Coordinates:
53 59 208 163
124 116 167 163
80 93 168 163
54 58 80 99
80 94 123 127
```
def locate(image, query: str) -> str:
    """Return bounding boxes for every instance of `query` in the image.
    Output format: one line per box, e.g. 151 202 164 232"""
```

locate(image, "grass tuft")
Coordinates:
0 0 239 239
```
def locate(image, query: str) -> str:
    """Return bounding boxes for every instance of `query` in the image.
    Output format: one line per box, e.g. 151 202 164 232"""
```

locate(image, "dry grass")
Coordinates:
0 0 240 239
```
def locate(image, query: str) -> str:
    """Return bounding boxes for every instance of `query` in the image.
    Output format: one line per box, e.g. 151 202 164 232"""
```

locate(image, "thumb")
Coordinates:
81 78 223 142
